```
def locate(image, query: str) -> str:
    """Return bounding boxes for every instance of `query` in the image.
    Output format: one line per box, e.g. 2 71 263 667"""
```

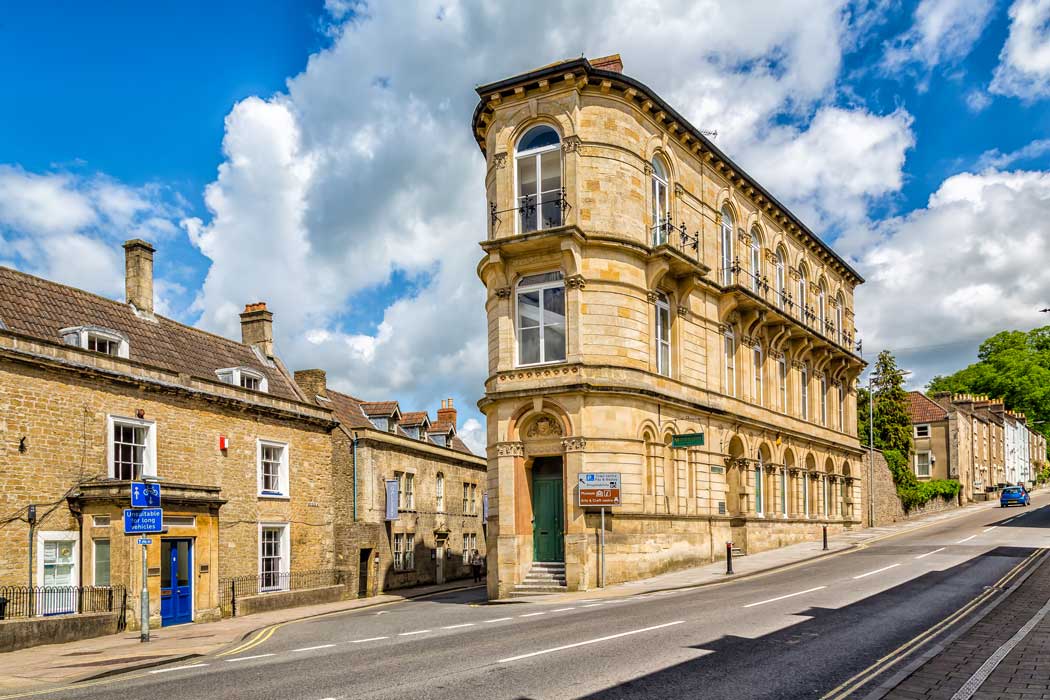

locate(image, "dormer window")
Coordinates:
60 326 130 358
216 367 269 393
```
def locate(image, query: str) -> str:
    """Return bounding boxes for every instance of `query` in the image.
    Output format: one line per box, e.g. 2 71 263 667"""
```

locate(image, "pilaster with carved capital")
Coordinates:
561 437 587 452
495 441 524 458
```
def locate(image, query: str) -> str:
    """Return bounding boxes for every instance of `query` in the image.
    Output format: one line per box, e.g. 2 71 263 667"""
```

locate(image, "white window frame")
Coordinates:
720 208 734 286
394 533 416 571
37 530 79 588
93 538 111 587
106 415 156 480
818 281 827 329
256 439 290 498
651 157 670 245
515 271 566 367
655 294 671 377
216 367 269 393
820 375 828 426
800 365 809 420
753 344 764 407
405 473 415 510
836 297 844 345
754 463 764 516
915 424 931 439
781 469 788 517
803 474 810 517
775 248 787 308
60 326 129 358
778 355 788 413
436 473 445 512
514 126 562 234
724 330 736 397
915 451 932 478
798 267 808 317
258 523 290 592
750 230 762 292
838 382 846 430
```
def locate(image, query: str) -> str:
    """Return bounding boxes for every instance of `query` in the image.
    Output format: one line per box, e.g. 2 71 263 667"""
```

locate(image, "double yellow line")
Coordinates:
216 622 285 658
820 547 1045 700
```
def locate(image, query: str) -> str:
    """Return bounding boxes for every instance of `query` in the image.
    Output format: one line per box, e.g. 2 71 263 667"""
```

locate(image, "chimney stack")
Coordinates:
294 369 327 399
437 398 457 428
123 239 155 315
240 302 274 358
590 53 623 73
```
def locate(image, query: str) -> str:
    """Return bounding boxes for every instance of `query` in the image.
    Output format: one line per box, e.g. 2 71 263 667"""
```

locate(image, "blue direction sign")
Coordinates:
130 482 161 508
124 508 163 534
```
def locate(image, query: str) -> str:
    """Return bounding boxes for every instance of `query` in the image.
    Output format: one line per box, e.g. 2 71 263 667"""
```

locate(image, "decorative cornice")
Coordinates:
763 249 777 264
792 360 806 370
789 268 801 281
561 437 587 452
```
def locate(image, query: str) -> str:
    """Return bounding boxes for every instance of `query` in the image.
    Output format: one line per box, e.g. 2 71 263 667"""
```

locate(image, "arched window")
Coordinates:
754 457 764 515
837 381 845 430
753 343 764 407
515 126 562 233
644 431 657 497
720 207 735 285
820 374 828 426
516 271 565 366
750 229 762 292
797 263 808 320
655 293 671 376
818 280 828 330
651 157 670 245
800 362 809 420
775 247 787 308
835 292 845 345
724 327 736 397
436 473 445 512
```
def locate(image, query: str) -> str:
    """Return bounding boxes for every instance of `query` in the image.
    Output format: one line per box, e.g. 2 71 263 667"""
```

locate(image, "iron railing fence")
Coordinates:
219 569 348 617
0 585 126 628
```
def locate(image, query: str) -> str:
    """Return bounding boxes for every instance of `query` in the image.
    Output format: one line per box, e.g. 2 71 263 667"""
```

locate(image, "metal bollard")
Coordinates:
726 541 734 575
822 525 829 551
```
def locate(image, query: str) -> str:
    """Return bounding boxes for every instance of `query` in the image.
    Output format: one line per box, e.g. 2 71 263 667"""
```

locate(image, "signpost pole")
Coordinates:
140 542 149 642
600 507 606 589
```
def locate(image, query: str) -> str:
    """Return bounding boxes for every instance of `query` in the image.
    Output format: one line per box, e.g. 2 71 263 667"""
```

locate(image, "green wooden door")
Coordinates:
533 477 564 562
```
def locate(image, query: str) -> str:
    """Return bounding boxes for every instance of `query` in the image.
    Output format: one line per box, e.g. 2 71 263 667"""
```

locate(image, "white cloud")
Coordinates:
965 89 993 112
976 138 1050 168
882 0 996 79
990 0 1050 99
853 166 1050 386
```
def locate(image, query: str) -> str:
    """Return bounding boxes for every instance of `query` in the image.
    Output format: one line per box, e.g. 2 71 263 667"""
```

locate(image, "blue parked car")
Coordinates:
1000 486 1030 508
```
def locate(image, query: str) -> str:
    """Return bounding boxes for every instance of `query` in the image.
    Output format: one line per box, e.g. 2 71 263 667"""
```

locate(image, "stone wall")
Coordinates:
234 584 348 617
0 612 120 653
864 448 960 526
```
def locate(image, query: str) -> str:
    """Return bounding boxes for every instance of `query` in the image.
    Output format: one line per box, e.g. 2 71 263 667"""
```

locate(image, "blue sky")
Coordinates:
1 0 1049 450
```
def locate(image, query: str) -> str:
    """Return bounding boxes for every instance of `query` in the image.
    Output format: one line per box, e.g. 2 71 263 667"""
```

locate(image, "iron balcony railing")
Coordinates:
0 585 126 629
651 213 700 258
219 569 348 617
719 260 858 354
489 189 570 235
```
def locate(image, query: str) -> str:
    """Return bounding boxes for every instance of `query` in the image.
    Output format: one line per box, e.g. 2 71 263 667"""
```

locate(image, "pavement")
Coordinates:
0 492 1030 700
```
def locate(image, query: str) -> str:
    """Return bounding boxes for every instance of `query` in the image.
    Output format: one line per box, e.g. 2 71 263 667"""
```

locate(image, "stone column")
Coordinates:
562 438 589 591
491 441 523 599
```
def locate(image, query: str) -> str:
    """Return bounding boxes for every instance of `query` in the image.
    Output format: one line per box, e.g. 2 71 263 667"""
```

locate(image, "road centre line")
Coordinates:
497 621 685 663
520 612 546 617
227 654 275 662
854 563 901 580
350 636 389 643
292 644 335 652
983 527 997 533
957 535 977 543
149 664 209 674
916 547 946 559
581 603 603 608
485 617 513 623
398 630 431 636
551 607 575 612
743 586 827 608
442 623 475 629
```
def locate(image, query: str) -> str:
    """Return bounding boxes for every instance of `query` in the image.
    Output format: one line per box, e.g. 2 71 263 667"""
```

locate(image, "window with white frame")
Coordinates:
61 326 130 358
93 539 111 587
781 469 788 516
257 440 289 497
470 483 478 514
775 247 787 308
394 533 415 571
778 355 787 413
107 416 155 480
651 157 670 245
754 463 763 515
655 294 671 376
515 126 562 232
838 382 845 430
818 280 827 329
915 424 930 439
798 265 808 317
724 330 736 397
836 294 845 345
720 207 734 286
462 532 477 564
462 482 470 514
753 344 764 406
394 472 414 510
259 524 289 591
803 474 810 517
516 271 566 366
216 367 268 393
436 473 445 512
39 533 78 590
916 452 931 477
800 364 809 420
750 229 762 292
820 375 828 426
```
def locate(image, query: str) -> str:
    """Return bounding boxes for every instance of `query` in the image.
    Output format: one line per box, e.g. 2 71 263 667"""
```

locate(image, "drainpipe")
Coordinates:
352 432 359 521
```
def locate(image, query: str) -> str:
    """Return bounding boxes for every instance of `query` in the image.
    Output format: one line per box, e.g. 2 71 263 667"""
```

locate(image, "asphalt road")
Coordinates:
37 496 1050 700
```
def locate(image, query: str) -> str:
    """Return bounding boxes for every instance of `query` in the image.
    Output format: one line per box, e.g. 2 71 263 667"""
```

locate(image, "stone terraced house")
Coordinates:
473 55 867 598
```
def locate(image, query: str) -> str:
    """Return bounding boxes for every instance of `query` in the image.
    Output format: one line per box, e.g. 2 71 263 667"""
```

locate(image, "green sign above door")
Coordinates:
672 432 705 448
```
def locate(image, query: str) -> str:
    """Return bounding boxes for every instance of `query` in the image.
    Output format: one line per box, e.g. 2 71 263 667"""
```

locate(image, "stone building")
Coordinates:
293 371 487 596
0 241 336 628
473 55 866 598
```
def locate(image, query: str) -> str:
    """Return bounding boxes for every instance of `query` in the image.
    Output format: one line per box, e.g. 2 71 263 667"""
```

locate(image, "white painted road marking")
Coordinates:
581 603 603 608
520 612 546 618
149 664 208 674
292 644 335 652
442 623 475 629
854 564 901 580
957 535 977 543
551 607 575 612
743 586 827 608
485 617 513 623
350 636 389 643
915 547 946 559
227 654 275 662
398 630 431 636
983 527 997 533
1003 518 1015 524
497 621 686 663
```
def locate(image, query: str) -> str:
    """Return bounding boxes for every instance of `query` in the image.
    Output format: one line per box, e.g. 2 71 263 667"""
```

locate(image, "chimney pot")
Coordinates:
240 302 274 358
123 239 155 315
437 397 457 429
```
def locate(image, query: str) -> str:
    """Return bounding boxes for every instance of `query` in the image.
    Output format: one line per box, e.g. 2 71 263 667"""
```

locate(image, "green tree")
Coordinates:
869 350 913 456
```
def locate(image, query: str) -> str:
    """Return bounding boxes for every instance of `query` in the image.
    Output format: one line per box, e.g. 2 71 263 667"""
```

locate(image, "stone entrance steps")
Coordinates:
512 562 567 596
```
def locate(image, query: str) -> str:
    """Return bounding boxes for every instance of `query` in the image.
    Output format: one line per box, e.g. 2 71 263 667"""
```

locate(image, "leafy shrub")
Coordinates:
884 449 960 512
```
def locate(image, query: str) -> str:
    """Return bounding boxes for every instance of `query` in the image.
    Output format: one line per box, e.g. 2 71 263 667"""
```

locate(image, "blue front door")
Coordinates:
160 539 192 626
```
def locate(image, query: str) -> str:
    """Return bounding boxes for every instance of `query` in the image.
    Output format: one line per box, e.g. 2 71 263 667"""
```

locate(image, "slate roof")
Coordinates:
326 389 473 456
0 265 299 400
906 391 949 423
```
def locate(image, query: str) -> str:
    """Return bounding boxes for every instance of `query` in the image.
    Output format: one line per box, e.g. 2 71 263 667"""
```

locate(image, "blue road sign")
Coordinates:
130 482 161 508
124 508 163 534
137 538 153 545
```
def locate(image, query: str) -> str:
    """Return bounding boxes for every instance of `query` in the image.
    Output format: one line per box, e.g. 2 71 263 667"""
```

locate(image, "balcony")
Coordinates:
718 260 859 359
489 189 569 238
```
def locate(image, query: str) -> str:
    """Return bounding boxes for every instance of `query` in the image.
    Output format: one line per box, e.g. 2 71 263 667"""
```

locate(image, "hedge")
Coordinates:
884 449 961 512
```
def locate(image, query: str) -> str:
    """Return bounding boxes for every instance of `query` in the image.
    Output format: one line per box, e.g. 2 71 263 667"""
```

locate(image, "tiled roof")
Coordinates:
907 391 948 423
0 266 298 400
359 401 400 417
326 389 473 456
400 411 431 427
